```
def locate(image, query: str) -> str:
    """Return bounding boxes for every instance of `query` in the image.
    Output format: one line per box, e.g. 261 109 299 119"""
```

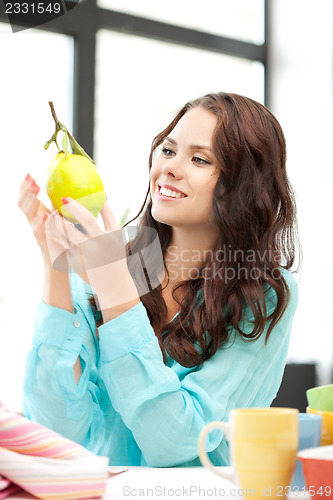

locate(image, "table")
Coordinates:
106 467 311 500
10 466 311 500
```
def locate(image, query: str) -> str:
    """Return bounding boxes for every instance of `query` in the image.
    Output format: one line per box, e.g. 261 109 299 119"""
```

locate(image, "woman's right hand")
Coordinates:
18 174 74 312
18 174 52 262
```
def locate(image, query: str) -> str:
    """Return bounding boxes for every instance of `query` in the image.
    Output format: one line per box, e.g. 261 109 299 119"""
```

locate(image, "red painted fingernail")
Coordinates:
25 173 32 181
52 211 58 217
30 184 39 195
61 197 70 204
42 213 48 221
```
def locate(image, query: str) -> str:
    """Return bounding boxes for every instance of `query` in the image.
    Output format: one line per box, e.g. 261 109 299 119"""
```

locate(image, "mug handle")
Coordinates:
198 421 237 484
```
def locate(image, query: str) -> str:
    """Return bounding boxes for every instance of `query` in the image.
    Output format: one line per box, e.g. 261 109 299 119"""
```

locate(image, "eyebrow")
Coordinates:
164 136 212 152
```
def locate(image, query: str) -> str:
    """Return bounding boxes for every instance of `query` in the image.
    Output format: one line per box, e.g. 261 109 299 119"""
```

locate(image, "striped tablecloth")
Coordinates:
0 402 109 500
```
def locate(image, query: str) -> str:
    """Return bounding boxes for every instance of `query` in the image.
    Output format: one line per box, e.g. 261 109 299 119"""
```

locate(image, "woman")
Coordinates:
18 92 300 467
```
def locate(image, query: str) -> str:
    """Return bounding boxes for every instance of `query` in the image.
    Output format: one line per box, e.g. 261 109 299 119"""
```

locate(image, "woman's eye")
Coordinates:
162 147 175 157
192 156 211 165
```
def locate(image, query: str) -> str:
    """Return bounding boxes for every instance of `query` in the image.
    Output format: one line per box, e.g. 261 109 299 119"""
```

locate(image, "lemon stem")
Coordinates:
49 101 60 125
44 101 95 165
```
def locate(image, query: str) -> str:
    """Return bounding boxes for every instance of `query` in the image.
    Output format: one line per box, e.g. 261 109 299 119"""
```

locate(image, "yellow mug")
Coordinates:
199 408 299 500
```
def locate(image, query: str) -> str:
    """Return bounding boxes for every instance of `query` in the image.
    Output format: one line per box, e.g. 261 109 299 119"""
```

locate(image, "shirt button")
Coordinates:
73 320 80 328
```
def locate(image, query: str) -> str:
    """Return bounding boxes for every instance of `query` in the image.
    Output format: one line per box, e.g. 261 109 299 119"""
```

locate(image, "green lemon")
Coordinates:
45 152 106 223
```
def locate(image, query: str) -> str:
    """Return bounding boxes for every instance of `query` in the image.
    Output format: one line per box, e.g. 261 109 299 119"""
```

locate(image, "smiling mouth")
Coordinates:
158 186 187 199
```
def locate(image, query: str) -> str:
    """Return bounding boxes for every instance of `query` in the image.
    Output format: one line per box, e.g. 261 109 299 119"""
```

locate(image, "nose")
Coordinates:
161 156 184 180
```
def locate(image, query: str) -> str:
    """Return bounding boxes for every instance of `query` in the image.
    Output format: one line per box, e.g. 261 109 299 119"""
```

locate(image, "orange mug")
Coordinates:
307 406 333 446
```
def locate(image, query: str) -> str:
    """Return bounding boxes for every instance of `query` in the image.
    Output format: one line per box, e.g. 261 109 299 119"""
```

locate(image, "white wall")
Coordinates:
269 0 333 382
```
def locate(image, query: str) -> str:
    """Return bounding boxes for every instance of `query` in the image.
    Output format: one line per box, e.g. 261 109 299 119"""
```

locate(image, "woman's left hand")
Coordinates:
44 198 140 318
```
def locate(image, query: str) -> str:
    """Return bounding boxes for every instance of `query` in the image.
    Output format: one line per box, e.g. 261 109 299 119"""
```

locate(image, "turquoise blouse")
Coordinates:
23 268 298 467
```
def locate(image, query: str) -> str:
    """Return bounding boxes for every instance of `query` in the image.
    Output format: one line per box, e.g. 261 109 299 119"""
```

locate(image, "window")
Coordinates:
97 0 265 44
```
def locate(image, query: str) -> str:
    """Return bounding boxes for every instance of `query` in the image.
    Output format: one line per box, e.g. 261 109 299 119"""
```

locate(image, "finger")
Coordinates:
61 217 118 273
20 188 50 221
48 213 89 275
61 218 87 247
100 202 120 232
19 190 40 221
18 173 36 192
45 212 69 245
18 177 38 207
60 197 101 237
44 213 77 273
18 175 41 216
24 174 40 195
18 176 30 203
61 222 88 275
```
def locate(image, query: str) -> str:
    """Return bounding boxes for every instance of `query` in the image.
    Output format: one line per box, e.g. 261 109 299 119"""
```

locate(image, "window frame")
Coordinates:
0 0 269 157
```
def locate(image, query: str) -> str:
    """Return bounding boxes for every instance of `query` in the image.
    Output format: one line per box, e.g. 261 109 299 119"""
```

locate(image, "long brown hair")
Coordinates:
90 92 301 368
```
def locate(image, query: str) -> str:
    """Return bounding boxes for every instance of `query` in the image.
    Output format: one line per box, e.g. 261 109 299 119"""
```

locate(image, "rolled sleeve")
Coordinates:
98 302 156 362
34 301 87 351
24 296 99 425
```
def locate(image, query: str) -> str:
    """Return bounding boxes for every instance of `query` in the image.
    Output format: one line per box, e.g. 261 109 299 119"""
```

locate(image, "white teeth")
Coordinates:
159 186 185 198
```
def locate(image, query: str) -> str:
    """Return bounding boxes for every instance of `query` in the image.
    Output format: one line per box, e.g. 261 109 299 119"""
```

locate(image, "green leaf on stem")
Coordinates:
61 132 70 158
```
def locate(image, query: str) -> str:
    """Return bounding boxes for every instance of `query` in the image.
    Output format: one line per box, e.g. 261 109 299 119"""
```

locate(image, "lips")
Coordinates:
157 184 187 197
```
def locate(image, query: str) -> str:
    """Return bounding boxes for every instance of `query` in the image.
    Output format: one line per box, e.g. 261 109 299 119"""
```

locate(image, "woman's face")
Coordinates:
150 106 219 229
